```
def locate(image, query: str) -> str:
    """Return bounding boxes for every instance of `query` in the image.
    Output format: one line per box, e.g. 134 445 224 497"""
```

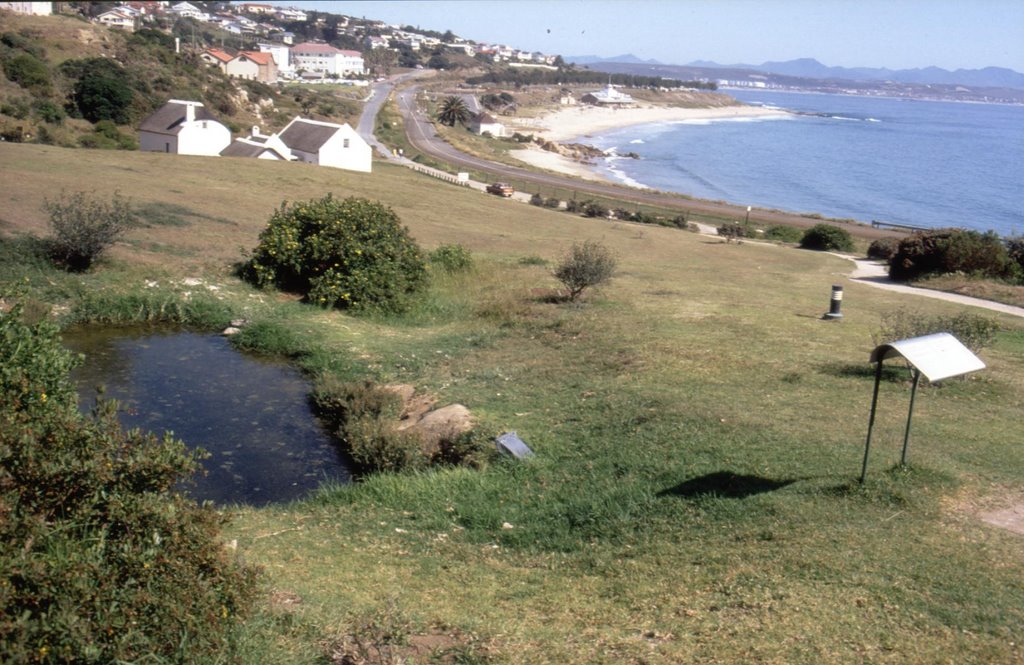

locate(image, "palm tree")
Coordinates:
436 95 471 127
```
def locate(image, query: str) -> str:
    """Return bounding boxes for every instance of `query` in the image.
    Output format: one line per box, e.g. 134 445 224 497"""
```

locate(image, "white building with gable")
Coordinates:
138 100 231 156
277 117 371 173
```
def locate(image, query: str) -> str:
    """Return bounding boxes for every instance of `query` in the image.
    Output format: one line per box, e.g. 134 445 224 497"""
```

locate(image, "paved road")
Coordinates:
356 70 433 160
392 84 898 240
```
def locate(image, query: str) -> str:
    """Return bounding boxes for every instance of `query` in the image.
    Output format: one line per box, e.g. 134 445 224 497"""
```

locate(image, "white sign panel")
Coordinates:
870 332 986 382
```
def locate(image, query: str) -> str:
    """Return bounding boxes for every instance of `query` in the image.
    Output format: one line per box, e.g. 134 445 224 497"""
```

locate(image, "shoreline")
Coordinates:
507 103 790 185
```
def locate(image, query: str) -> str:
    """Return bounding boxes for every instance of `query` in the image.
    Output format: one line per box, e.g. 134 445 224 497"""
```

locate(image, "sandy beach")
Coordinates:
531 103 791 142
508 103 791 182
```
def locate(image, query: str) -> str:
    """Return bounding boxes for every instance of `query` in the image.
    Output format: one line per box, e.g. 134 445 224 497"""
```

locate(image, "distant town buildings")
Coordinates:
0 2 52 15
290 42 365 77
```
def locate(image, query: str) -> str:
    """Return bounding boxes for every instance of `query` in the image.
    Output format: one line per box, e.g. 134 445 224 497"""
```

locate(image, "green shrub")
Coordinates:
873 309 1001 353
0 301 258 662
529 193 544 206
553 240 617 302
582 200 609 218
429 243 474 273
313 380 423 473
32 99 64 124
888 228 1013 282
867 236 900 260
764 225 804 243
800 224 854 252
1006 236 1024 282
718 221 758 242
243 195 428 314
544 197 561 209
344 414 426 473
44 190 132 271
3 52 49 89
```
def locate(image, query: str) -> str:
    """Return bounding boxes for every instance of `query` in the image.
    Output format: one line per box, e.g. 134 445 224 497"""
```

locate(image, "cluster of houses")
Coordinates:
90 2 310 39
138 99 371 173
199 42 366 83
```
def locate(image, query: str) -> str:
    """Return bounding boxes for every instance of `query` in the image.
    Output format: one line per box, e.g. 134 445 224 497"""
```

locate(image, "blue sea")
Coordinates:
582 90 1024 237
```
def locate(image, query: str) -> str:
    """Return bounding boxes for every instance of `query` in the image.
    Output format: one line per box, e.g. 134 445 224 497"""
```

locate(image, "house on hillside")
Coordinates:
168 2 204 20
138 100 231 156
470 112 505 137
225 50 277 82
221 125 293 161
95 8 137 31
278 117 371 173
290 42 365 77
200 48 233 72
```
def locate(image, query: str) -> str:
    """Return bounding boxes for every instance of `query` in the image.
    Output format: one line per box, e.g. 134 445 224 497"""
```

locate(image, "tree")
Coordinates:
44 190 132 271
243 195 428 313
364 47 398 78
63 58 135 124
436 95 471 127
554 240 617 302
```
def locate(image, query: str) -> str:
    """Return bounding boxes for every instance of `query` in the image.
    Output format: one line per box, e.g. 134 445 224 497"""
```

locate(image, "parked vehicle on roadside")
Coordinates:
486 182 515 197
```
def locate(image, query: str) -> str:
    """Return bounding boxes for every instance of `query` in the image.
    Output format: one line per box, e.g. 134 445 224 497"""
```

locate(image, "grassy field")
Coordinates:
2 143 1023 663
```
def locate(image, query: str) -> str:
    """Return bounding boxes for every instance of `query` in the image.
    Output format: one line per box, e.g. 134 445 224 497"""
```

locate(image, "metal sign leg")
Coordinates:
860 361 884 483
900 369 921 467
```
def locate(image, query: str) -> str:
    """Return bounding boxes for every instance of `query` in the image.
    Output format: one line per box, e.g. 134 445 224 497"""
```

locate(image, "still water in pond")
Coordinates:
64 327 352 506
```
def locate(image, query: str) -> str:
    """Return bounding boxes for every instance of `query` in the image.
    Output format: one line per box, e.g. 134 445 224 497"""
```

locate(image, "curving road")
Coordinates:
390 84 897 240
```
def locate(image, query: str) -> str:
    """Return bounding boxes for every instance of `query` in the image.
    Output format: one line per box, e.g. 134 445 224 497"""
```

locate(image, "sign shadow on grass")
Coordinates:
657 471 797 500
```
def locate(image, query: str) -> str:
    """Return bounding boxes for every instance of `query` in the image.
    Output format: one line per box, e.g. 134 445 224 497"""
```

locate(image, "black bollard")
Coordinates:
823 285 844 320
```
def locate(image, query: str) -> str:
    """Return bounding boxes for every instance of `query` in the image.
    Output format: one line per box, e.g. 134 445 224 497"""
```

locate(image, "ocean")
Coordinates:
583 90 1024 238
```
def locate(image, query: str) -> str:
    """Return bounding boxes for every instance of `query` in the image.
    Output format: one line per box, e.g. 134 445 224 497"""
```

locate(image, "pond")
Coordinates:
64 327 352 506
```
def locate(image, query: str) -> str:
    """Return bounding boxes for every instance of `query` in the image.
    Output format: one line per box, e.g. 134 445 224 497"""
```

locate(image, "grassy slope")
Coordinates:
2 143 1022 663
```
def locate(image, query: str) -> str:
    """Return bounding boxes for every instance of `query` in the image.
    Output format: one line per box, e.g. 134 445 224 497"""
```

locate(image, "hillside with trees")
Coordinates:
0 11 359 149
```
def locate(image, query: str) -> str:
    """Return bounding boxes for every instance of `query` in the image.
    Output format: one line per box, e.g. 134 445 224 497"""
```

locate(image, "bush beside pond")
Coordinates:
0 301 258 662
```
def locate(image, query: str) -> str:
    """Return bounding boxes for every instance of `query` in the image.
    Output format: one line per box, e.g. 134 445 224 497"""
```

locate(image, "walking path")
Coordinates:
837 255 1024 318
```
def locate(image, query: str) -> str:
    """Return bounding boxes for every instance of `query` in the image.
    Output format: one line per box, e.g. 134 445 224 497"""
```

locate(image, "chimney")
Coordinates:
251 125 260 137
185 102 195 123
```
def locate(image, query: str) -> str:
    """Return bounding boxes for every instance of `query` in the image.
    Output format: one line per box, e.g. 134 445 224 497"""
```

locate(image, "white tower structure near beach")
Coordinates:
581 77 634 106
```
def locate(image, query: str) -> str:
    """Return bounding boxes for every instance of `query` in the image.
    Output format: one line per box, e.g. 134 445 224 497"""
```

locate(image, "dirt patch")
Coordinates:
323 629 490 664
979 502 1024 536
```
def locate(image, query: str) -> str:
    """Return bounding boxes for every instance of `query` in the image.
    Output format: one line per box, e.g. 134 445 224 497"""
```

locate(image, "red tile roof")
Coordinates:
238 51 273 66
202 48 233 63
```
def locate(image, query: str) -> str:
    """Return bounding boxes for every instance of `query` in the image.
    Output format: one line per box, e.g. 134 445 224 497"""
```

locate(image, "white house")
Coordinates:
96 9 137 31
278 117 371 173
290 42 364 77
169 2 204 20
138 100 231 156
199 48 233 72
221 125 293 161
470 112 505 137
225 50 277 82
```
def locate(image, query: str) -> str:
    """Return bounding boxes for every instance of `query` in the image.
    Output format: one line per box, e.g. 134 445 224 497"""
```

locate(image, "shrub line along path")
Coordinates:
840 255 1024 318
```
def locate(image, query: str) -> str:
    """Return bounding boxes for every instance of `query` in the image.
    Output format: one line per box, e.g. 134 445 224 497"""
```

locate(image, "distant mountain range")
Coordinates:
568 55 1024 90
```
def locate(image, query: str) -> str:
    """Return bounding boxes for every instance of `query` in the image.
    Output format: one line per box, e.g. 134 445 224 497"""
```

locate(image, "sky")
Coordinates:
279 0 1024 72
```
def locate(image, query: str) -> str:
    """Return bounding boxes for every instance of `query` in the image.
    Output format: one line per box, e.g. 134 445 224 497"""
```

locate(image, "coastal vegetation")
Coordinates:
1 143 1022 662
